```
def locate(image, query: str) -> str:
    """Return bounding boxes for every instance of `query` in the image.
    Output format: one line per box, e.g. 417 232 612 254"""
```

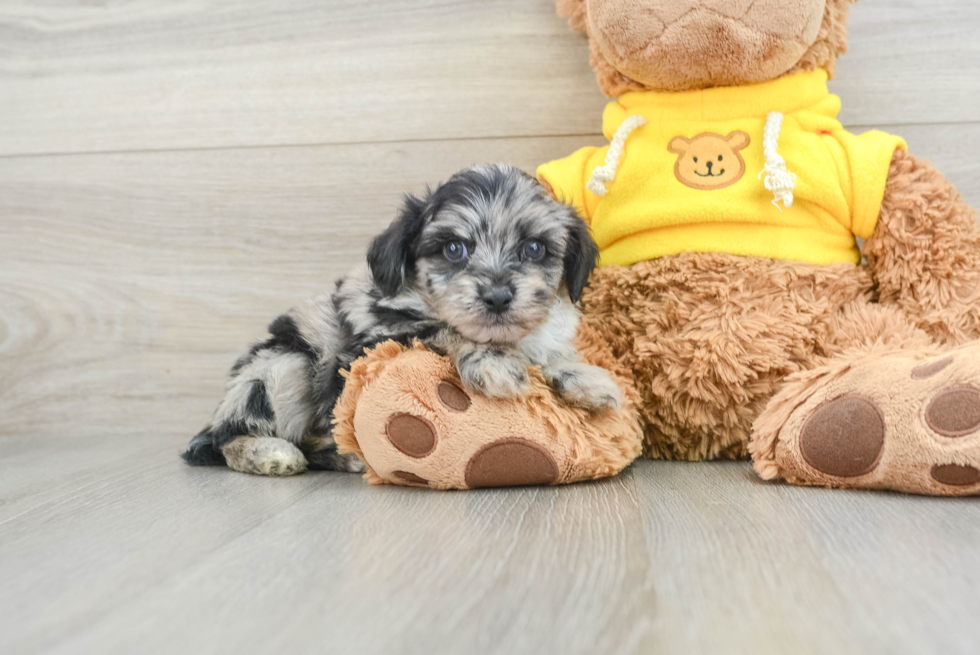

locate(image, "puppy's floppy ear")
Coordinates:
367 192 427 296
562 213 600 304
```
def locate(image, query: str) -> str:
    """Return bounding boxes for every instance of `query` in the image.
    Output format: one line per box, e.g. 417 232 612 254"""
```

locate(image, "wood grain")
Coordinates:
1 0 978 156
2 126 977 443
2 458 979 655
2 0 980 653
0 135 608 441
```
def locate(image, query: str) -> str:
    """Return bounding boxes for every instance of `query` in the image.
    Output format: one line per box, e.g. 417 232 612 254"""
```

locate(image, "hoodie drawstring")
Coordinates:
759 111 797 210
586 115 648 197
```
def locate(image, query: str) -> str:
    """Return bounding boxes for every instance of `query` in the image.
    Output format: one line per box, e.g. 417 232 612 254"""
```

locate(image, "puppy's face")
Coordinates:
368 164 599 344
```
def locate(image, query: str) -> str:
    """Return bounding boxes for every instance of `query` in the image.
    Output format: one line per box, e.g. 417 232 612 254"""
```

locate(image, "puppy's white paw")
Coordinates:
222 437 308 476
458 351 531 399
551 365 622 412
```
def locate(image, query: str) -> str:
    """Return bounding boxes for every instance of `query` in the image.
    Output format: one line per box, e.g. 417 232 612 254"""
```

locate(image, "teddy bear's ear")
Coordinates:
667 136 691 155
788 0 857 79
556 0 588 32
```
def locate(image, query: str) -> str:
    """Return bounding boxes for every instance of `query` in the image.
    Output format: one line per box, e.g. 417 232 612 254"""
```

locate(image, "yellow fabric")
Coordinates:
537 70 906 267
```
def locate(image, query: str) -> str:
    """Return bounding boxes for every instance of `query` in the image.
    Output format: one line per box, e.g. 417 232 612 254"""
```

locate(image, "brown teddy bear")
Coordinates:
334 0 980 495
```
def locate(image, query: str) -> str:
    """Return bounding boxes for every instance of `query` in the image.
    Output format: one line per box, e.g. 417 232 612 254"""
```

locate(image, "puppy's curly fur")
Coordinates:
183 164 621 476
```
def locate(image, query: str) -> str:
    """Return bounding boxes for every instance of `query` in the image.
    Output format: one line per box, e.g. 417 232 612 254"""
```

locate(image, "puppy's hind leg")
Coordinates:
222 435 307 477
192 347 315 477
302 434 366 473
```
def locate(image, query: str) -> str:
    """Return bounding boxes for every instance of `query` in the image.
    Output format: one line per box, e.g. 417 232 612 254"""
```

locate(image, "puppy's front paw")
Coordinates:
458 351 531 399
552 365 622 412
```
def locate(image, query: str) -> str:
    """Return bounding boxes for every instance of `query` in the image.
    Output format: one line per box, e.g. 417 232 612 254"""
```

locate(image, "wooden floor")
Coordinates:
2 1 979 653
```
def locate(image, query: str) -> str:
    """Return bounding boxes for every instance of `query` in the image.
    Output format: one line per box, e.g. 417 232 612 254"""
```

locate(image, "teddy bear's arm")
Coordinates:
864 149 980 344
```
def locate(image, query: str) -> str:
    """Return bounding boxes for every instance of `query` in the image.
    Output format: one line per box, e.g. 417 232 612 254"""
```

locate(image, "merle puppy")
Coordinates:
183 164 622 476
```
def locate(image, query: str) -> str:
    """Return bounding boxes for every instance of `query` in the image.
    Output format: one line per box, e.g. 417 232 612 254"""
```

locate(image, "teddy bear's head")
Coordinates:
557 0 855 95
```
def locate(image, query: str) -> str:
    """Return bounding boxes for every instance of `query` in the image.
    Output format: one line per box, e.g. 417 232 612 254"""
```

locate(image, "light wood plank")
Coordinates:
0 0 603 156
1 3 978 654
0 135 603 442
834 0 980 127
1 457 978 654
1 126 977 443
1 0 977 156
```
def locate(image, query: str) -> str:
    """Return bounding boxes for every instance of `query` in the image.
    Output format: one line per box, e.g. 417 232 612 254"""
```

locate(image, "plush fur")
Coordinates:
559 0 855 96
331 329 642 490
340 0 980 495
184 164 620 476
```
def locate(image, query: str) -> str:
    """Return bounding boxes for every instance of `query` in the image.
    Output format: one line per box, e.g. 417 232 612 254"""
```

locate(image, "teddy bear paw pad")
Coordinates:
385 413 437 457
464 438 559 488
799 394 885 478
923 387 980 437
437 381 471 411
355 363 573 489
930 463 980 486
770 345 980 496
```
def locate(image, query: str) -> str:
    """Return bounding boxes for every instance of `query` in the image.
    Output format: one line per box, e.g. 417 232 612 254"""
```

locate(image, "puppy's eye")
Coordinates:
522 240 546 262
693 156 698 163
443 241 468 262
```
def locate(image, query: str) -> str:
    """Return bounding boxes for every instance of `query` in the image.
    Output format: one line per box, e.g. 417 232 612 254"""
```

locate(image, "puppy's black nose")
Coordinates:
481 286 514 314
706 160 714 171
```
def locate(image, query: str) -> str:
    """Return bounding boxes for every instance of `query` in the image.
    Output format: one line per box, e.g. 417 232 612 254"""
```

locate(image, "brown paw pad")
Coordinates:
464 438 559 488
437 380 471 412
924 387 980 438
930 463 980 487
799 394 885 478
910 356 953 380
385 413 437 458
392 470 429 486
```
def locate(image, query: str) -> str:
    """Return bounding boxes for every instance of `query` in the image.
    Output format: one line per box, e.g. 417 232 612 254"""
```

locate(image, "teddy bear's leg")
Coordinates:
579 255 873 461
864 149 980 344
751 302 980 496
331 337 643 490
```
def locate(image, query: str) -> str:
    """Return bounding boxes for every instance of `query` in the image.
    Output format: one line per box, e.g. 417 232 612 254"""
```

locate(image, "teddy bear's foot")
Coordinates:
751 342 980 496
331 341 643 490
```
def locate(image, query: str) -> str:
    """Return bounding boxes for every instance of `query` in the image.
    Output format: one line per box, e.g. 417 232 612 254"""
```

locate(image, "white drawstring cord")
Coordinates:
758 111 797 210
586 115 648 197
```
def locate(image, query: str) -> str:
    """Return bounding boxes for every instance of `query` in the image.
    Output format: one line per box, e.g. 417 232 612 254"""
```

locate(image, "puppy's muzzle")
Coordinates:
481 285 514 315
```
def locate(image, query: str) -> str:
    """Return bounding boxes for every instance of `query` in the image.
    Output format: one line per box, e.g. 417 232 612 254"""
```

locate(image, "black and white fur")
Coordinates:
183 164 622 476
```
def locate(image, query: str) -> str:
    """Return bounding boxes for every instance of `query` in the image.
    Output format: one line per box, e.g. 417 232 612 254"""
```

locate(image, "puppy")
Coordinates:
183 164 622 476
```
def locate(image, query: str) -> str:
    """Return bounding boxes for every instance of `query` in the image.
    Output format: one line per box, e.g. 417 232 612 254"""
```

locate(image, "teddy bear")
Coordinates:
334 0 980 496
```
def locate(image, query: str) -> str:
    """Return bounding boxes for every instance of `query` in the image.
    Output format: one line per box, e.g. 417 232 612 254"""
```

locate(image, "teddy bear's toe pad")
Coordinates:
930 463 980 486
769 344 980 495
799 395 885 478
464 438 559 488
437 381 471 411
385 413 437 457
924 387 980 437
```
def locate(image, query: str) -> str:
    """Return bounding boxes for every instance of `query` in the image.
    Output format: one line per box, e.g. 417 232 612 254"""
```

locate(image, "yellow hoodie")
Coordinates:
537 70 906 267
